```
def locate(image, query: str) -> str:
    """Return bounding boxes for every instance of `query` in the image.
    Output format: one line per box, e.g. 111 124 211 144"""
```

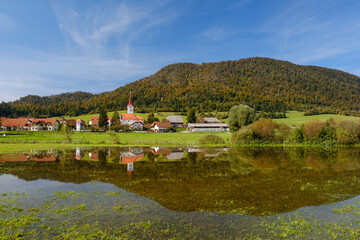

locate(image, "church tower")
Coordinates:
127 93 134 114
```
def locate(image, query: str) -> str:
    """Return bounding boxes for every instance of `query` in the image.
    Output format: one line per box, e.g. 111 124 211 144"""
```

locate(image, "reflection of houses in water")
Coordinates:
75 147 84 160
89 151 99 161
0 154 29 163
166 151 185 160
150 147 172 156
31 154 56 162
186 147 229 158
150 147 186 161
120 151 144 180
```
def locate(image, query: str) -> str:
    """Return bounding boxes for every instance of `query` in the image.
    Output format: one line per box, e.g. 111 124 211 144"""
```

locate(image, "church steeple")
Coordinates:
127 92 134 114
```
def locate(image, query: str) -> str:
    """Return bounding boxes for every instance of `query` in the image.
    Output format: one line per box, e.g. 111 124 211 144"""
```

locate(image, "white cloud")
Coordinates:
0 1 181 102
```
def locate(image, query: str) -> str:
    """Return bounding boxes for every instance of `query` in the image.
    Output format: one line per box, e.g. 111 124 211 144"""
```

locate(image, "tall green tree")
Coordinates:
112 110 120 126
99 107 108 130
187 108 196 123
228 104 257 132
111 110 121 131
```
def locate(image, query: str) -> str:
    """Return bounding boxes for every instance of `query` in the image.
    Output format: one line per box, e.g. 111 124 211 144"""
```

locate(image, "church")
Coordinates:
120 94 144 130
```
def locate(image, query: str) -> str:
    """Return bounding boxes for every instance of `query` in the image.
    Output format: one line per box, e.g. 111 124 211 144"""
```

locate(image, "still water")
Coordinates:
1 147 360 239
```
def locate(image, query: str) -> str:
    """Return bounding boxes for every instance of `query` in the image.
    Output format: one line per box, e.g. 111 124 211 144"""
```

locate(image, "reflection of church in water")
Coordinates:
120 147 144 180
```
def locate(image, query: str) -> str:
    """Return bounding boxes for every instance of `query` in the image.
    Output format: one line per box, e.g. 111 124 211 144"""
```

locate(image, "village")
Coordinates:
0 95 229 133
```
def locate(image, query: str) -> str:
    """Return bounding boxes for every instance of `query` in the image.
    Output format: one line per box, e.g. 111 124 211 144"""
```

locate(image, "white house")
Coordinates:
150 121 173 132
30 119 59 131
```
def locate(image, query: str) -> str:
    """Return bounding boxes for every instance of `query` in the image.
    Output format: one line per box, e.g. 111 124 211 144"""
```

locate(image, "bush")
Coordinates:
335 120 359 145
293 127 305 143
231 126 255 144
303 120 326 140
198 134 225 145
251 119 291 142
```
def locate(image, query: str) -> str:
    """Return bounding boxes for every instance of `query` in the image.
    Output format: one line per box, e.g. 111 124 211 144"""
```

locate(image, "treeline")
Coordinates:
1 57 359 117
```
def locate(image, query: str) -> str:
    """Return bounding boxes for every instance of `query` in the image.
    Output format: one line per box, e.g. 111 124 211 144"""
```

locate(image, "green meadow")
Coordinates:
273 111 360 127
0 131 231 153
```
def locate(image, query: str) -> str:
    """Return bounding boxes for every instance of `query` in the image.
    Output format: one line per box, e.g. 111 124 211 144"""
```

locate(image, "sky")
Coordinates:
0 0 360 102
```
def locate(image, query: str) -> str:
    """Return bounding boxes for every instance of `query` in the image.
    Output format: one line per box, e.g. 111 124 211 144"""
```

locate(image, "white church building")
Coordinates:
120 94 144 130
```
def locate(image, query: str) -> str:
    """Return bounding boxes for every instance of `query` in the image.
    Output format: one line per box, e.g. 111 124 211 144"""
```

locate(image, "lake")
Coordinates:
1 146 360 239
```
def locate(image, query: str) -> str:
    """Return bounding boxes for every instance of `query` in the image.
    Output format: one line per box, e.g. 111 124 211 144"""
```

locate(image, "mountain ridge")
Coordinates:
1 57 359 117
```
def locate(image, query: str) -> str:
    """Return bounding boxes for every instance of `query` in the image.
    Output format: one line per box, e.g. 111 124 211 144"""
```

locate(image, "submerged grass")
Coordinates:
2 190 360 239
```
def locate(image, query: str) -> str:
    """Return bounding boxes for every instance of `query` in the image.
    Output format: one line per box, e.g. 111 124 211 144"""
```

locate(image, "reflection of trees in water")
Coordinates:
227 147 360 173
1 147 360 216
187 152 197 166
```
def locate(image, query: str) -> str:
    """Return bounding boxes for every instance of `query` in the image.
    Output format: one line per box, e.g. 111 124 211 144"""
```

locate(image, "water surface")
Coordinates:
1 146 360 239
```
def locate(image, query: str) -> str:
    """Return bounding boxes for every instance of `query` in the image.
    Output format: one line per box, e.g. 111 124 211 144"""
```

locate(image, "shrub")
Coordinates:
303 120 326 140
276 123 291 141
198 134 225 145
335 120 359 145
293 127 305 143
250 118 279 142
107 131 121 144
231 126 255 144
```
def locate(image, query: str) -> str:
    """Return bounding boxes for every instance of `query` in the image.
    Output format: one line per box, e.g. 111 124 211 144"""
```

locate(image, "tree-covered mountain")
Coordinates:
1 57 360 117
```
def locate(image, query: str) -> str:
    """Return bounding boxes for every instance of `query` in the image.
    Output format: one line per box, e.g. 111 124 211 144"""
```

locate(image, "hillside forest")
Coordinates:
0 57 359 118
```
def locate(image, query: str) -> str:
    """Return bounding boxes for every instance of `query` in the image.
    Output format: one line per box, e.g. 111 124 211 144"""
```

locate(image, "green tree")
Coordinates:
99 107 108 130
228 104 257 132
111 110 120 131
187 108 196 123
146 112 159 124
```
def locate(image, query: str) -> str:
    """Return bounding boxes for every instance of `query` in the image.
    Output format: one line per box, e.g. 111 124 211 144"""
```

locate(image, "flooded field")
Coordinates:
1 146 360 239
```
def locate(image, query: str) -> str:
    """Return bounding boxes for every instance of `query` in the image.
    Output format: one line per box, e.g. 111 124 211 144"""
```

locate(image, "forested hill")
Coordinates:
1 57 360 117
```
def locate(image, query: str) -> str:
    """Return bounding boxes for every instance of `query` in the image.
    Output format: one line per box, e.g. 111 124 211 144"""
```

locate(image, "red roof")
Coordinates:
0 154 29 163
127 95 133 106
152 121 173 128
2 118 31 127
120 154 144 164
31 155 56 162
89 116 99 125
121 113 144 121
30 118 58 126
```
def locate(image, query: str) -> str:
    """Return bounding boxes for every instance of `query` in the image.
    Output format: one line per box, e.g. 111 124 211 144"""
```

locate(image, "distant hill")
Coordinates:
1 57 360 117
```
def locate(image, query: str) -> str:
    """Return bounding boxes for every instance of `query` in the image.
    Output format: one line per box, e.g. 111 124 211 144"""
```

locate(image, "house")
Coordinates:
89 116 99 127
76 119 86 131
187 123 229 132
150 121 173 132
166 115 184 127
120 94 144 130
1 118 32 131
61 119 84 130
30 119 59 131
199 117 220 123
88 116 112 128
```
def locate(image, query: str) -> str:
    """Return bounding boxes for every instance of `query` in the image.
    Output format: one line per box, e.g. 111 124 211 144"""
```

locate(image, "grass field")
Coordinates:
273 111 360 127
0 131 231 153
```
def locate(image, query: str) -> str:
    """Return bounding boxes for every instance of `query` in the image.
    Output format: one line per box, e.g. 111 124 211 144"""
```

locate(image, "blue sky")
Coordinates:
0 0 360 102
